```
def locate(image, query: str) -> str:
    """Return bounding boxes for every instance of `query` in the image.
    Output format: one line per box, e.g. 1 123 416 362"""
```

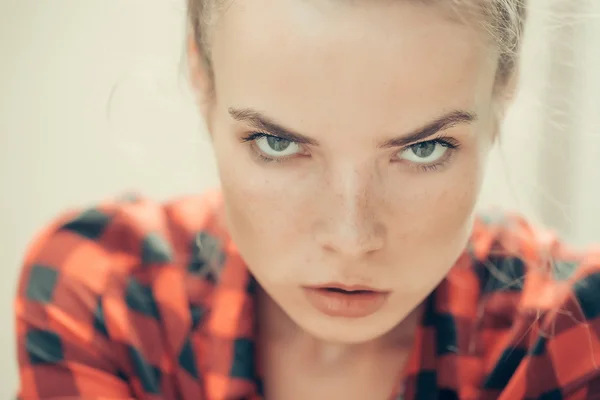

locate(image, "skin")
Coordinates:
189 0 508 397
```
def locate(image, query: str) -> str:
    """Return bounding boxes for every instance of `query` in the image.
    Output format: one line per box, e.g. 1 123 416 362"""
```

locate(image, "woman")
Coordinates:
15 0 600 399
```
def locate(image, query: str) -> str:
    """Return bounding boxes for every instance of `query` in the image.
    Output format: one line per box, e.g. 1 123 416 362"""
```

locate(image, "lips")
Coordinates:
310 283 384 293
302 283 390 318
322 287 372 294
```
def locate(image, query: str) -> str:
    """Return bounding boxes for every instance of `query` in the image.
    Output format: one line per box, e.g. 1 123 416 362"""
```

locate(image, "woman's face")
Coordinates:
199 0 500 343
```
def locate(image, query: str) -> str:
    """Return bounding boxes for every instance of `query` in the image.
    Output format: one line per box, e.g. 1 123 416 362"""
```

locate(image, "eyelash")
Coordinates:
240 131 461 171
240 132 298 164
406 135 460 173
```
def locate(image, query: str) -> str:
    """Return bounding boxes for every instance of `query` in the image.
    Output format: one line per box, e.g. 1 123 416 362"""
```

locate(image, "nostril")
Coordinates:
314 218 386 256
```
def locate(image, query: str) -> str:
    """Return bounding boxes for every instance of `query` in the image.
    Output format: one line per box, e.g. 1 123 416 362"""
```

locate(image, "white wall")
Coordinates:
1 0 598 395
1 1 218 392
574 0 600 245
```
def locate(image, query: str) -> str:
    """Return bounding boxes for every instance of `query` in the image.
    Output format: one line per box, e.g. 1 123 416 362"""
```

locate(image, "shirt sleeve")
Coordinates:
540 249 600 398
15 207 136 399
475 212 600 398
506 250 600 398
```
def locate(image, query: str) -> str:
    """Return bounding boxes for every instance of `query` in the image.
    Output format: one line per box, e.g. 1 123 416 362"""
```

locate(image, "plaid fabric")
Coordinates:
15 191 600 399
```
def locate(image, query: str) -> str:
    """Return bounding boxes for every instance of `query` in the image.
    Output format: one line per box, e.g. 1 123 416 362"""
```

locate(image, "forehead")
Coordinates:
210 0 498 135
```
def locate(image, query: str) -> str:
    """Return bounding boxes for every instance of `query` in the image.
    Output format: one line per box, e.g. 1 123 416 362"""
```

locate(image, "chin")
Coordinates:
295 311 402 345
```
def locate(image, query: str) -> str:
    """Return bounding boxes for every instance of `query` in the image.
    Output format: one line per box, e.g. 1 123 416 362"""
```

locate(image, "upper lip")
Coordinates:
305 283 388 293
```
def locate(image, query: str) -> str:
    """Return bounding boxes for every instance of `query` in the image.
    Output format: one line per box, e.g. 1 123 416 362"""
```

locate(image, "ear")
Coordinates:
492 68 520 142
495 66 520 111
500 67 520 105
187 33 214 118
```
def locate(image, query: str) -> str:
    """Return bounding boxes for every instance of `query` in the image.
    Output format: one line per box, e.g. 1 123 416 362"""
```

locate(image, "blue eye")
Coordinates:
255 135 302 158
399 141 449 164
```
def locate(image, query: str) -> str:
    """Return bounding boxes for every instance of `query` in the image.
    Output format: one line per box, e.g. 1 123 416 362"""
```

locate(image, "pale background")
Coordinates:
1 0 599 395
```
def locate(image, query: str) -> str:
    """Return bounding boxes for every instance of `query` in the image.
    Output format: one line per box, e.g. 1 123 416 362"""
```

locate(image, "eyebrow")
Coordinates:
229 107 319 145
228 107 477 147
380 110 477 148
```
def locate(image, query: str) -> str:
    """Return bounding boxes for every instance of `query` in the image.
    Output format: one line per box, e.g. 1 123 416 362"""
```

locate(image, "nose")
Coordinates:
314 166 386 258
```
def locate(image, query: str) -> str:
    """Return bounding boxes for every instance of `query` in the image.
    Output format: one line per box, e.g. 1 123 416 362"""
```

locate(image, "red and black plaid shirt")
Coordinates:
15 191 600 399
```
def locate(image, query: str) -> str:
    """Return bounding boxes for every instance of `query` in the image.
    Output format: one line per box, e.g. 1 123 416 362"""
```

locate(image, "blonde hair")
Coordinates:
186 0 527 86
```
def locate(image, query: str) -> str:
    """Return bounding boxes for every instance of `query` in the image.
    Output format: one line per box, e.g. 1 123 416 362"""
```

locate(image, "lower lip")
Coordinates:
302 287 389 318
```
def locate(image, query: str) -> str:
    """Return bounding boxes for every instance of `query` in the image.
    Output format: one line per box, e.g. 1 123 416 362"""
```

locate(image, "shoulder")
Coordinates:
15 191 228 396
470 210 588 293
14 191 232 397
15 190 228 328
20 190 226 273
470 210 600 397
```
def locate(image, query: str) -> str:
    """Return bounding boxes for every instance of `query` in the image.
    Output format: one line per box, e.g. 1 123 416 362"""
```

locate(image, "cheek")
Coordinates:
214 143 308 236
221 174 306 240
219 175 314 284
393 147 486 247
210 125 314 278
